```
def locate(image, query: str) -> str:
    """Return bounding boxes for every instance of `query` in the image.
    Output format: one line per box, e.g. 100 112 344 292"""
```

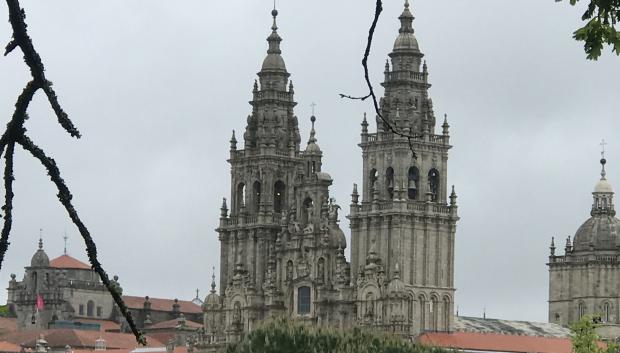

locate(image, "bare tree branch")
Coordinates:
340 0 422 159
1 0 145 344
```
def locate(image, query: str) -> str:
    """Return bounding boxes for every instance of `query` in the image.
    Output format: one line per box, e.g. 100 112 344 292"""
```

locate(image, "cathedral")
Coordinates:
195 1 459 350
548 155 620 339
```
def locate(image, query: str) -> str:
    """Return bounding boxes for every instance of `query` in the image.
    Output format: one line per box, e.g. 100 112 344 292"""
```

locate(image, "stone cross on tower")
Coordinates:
63 231 68 255
601 139 608 159
310 102 317 116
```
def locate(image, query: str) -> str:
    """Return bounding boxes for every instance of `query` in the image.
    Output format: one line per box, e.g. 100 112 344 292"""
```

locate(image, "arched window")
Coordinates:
579 302 586 319
298 286 311 314
79 304 84 316
317 258 325 284
419 296 426 331
286 260 293 281
428 169 440 202
603 302 612 322
443 297 450 331
233 302 242 323
87 300 95 317
369 169 378 195
274 181 286 213
408 167 419 200
236 183 246 211
431 297 438 331
252 181 262 212
386 167 395 199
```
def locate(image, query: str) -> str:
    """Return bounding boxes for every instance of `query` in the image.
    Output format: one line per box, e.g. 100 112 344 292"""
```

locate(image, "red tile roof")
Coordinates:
0 318 17 336
1 329 163 349
50 255 91 270
419 332 576 353
0 341 21 353
123 296 202 314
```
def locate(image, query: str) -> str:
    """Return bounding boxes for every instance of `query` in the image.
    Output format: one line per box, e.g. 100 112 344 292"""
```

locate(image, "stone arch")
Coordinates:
602 301 613 323
274 180 286 213
236 182 246 212
297 286 311 315
430 293 440 331
369 168 378 195
252 181 262 212
442 295 451 331
578 301 587 319
428 169 440 202
408 166 419 200
418 293 428 332
302 197 314 225
386 167 395 199
87 300 95 317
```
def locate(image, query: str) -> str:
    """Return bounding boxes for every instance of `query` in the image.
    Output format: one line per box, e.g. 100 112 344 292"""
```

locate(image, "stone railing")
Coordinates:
364 132 447 145
352 201 452 215
252 90 294 102
385 71 427 82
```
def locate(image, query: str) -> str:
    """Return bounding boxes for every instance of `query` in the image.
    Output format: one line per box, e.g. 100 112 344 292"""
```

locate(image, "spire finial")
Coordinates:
211 266 216 292
398 0 415 34
195 289 200 300
38 228 43 250
601 139 608 179
271 4 278 31
310 102 317 117
308 115 317 145
63 230 68 255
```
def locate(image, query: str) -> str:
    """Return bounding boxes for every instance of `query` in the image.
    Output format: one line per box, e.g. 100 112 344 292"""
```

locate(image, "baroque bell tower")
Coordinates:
204 7 352 348
348 0 459 334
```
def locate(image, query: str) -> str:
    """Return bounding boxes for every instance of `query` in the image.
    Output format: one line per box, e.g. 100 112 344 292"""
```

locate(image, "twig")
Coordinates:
1 0 145 344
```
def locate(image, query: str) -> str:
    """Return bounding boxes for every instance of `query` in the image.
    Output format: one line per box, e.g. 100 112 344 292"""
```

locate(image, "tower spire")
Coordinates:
399 0 415 34
267 6 282 55
38 228 43 250
63 231 68 255
210 266 217 293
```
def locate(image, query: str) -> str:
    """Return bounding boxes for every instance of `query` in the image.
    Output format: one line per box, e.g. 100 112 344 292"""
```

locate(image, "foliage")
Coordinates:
571 315 619 353
223 318 451 353
556 0 620 59
0 304 10 317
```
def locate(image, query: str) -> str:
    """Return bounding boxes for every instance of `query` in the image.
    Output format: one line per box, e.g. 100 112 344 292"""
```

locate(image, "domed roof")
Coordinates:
573 215 620 251
573 157 618 251
393 33 419 51
387 264 406 294
30 238 50 268
595 178 613 193
392 0 419 52
329 225 347 249
261 53 287 71
203 272 221 310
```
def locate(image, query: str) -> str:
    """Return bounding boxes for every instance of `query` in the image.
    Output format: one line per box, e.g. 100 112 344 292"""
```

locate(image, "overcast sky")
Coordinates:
1 0 619 323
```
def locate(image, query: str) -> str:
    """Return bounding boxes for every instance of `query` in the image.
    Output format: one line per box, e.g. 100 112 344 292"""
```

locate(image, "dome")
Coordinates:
393 33 419 51
203 291 220 309
329 225 347 249
305 141 321 154
261 53 287 71
387 264 406 294
595 178 614 193
572 215 620 251
30 239 49 267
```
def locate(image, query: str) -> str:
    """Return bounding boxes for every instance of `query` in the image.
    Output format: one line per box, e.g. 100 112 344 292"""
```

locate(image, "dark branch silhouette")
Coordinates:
340 0 421 159
1 0 145 344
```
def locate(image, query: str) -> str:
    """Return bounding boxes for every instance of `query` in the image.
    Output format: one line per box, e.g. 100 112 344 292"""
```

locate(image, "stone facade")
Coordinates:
548 157 620 333
194 2 459 350
6 239 117 329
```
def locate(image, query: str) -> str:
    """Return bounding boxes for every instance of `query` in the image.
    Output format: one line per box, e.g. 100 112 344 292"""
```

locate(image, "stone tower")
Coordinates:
204 7 352 347
348 0 459 334
548 156 620 334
